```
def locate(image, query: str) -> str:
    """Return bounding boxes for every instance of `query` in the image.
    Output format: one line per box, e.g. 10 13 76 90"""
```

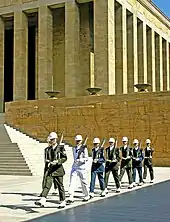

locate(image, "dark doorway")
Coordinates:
27 24 36 100
4 26 14 103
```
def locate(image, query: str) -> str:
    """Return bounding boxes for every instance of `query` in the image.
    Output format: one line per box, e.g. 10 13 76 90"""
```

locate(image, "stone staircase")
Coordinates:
0 114 32 176
4 123 74 176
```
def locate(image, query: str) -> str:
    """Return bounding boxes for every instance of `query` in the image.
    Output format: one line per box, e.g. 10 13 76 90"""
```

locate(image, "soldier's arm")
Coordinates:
57 146 67 165
79 146 89 163
116 148 121 162
139 149 144 161
98 148 105 163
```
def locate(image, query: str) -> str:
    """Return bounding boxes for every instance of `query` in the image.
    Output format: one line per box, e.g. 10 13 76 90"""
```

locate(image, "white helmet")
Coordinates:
133 139 139 144
75 135 83 141
109 138 115 143
122 136 128 142
146 139 151 144
48 132 58 140
93 138 100 144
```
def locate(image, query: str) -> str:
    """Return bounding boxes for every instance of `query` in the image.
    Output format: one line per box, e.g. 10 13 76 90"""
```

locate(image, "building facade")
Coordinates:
0 0 170 112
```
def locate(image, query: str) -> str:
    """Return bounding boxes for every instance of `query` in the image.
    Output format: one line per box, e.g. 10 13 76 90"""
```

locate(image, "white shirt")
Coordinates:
72 144 88 170
109 145 114 151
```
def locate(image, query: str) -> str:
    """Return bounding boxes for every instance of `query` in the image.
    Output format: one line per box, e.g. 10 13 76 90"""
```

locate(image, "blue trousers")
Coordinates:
132 167 143 183
90 171 105 193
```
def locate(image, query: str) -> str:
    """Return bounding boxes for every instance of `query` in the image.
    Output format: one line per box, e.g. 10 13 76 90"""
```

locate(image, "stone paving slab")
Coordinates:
0 167 169 222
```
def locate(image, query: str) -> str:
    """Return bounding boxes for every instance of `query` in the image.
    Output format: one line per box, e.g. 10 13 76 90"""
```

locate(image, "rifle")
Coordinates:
77 135 88 160
94 138 106 161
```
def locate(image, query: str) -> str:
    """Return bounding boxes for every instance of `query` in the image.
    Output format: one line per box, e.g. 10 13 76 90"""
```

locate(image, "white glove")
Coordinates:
126 156 131 159
135 158 140 161
112 159 117 163
93 159 98 163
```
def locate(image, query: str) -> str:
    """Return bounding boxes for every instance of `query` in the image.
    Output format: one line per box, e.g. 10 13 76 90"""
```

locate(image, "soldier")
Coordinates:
35 132 67 208
89 138 106 198
132 139 144 186
39 135 58 197
143 139 154 183
119 137 133 189
104 138 121 193
67 135 90 204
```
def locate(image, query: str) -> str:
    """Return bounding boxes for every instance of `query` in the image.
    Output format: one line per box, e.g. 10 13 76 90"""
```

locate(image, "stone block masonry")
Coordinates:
5 91 170 166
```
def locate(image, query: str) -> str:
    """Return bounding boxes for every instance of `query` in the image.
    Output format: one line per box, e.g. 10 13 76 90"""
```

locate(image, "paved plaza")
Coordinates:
0 167 169 222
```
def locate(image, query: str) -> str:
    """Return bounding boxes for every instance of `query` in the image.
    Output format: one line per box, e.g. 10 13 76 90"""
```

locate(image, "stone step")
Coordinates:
0 152 24 156
0 171 32 176
0 165 29 169
0 113 5 124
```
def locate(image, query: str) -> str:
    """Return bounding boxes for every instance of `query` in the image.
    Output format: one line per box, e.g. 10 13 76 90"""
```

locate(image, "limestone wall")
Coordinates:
5 92 170 166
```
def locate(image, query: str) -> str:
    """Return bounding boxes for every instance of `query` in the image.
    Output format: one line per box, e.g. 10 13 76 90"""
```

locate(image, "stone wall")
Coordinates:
5 91 170 166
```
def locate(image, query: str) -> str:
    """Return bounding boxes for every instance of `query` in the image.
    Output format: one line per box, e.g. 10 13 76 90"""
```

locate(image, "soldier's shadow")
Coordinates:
0 204 39 214
1 192 39 197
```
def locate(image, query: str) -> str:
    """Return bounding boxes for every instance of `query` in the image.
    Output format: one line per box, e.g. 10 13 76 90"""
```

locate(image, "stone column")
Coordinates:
151 29 156 91
115 4 127 94
94 0 115 94
13 11 28 101
155 34 163 91
65 0 80 97
127 12 134 93
137 20 147 84
159 36 163 91
133 13 138 91
162 39 170 91
0 17 4 112
167 41 170 91
38 6 53 99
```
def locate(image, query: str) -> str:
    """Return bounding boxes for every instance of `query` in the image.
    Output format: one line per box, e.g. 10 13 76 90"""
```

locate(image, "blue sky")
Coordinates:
152 0 170 18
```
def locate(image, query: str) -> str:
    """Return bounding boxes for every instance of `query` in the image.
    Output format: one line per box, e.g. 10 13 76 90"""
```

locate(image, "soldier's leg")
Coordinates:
97 172 105 191
149 164 154 181
112 170 120 189
41 175 53 197
119 166 126 181
104 169 111 189
143 163 148 180
89 171 97 193
132 167 137 183
77 169 89 197
68 169 78 199
126 168 133 185
54 176 65 201
137 167 143 184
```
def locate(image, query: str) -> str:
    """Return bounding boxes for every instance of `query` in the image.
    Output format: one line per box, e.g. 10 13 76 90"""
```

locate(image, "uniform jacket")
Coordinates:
72 145 88 170
105 146 120 170
44 144 67 177
120 146 133 168
132 147 144 168
91 147 105 172
144 147 154 166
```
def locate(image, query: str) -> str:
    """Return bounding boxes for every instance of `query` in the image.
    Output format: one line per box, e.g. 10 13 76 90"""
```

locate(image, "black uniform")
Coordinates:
104 146 121 189
132 147 143 183
119 146 133 185
143 147 154 181
40 144 67 201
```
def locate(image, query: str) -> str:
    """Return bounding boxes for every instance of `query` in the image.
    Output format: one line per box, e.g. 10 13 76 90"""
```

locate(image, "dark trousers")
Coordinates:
119 167 132 184
143 164 154 180
41 175 65 201
90 171 105 193
132 167 143 183
40 172 58 197
105 169 120 189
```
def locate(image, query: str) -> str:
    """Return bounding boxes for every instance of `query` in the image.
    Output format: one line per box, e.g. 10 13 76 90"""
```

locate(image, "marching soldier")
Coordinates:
104 138 121 193
89 138 106 198
35 132 67 208
67 135 90 204
119 137 133 189
132 139 144 186
143 139 154 183
39 135 58 197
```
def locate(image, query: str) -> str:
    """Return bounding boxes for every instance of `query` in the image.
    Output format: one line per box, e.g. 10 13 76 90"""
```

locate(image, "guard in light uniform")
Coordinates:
35 132 67 208
89 138 106 198
67 135 90 204
104 138 121 193
132 139 144 186
143 139 154 183
119 137 133 189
